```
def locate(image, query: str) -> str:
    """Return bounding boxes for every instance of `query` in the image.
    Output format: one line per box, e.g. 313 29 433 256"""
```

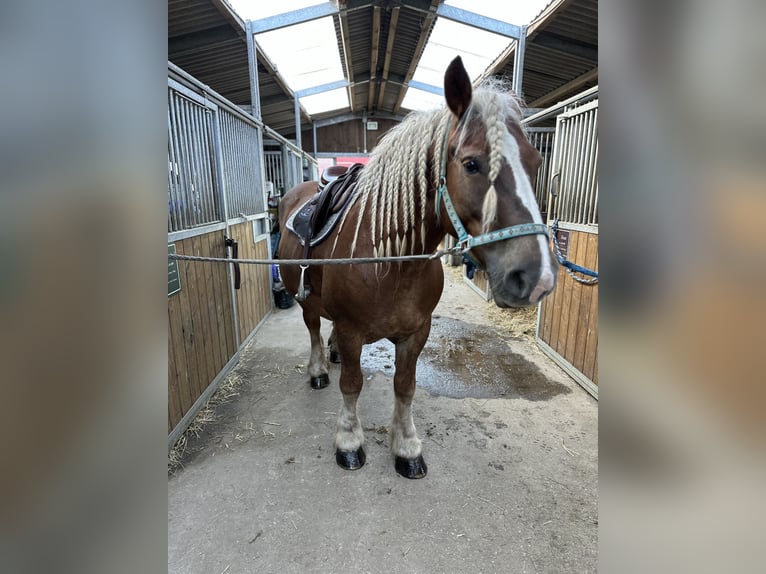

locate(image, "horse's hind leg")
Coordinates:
328 324 340 363
301 304 329 389
334 327 365 470
390 319 431 479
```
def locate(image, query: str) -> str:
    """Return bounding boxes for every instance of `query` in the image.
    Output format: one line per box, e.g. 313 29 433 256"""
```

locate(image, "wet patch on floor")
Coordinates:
359 317 571 401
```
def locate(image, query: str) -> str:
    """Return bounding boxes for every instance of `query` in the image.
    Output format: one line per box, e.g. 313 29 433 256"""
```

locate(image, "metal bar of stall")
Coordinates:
582 108 597 224
177 95 198 226
167 95 182 233
211 106 240 349
572 110 588 224
585 108 599 225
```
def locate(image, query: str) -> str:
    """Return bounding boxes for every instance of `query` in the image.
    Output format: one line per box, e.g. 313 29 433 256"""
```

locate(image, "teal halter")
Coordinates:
435 118 549 268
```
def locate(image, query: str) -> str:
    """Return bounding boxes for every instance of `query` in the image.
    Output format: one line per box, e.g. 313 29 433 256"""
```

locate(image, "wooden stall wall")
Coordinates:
301 118 400 154
537 229 598 390
168 230 236 432
463 267 491 301
229 221 272 344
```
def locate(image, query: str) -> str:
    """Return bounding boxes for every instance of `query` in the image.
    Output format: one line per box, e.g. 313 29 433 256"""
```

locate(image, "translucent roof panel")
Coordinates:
401 0 552 111
228 1 349 115
400 88 444 113
299 87 350 116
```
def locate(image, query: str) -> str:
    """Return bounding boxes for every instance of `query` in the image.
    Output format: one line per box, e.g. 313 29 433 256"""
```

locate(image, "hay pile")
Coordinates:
168 372 245 474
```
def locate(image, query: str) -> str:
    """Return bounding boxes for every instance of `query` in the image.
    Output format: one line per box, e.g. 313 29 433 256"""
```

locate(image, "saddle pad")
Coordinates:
285 197 352 248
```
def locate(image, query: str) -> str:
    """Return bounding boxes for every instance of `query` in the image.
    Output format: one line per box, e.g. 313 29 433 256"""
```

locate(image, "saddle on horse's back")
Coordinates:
289 163 364 249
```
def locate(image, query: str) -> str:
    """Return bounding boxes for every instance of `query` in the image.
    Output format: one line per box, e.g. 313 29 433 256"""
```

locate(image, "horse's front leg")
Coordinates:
390 319 431 479
334 327 365 470
301 304 329 389
328 324 340 364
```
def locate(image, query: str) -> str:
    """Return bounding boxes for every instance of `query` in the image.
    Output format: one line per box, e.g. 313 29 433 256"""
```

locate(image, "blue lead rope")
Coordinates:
551 219 599 281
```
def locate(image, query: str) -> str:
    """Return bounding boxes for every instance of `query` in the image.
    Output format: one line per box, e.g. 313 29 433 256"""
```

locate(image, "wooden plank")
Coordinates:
571 233 597 374
168 300 185 432
191 234 216 387
554 231 576 355
254 239 272 322
203 232 226 374
367 6 381 111
562 230 587 362
376 6 400 109
174 240 202 408
215 230 237 357
210 230 236 362
184 237 209 400
592 345 598 385
556 267 573 355
241 223 255 340
233 223 253 343
548 260 566 349
582 237 599 382
541 269 558 344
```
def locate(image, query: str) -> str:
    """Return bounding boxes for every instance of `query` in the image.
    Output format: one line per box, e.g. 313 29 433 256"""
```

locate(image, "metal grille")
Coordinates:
167 88 221 232
219 110 265 218
526 128 555 214
550 99 598 226
285 151 301 191
264 151 284 193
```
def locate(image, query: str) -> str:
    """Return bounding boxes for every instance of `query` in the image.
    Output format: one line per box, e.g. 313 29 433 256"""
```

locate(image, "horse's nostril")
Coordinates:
506 269 531 298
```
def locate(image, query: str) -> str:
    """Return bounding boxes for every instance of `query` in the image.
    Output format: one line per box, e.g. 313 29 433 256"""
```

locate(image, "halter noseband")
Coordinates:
435 118 549 268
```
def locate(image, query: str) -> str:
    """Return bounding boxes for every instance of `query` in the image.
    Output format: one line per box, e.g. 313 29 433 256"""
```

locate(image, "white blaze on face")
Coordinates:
501 130 556 303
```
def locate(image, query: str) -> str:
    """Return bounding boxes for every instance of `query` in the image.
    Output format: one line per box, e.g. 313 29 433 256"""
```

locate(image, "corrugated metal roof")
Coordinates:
168 0 597 139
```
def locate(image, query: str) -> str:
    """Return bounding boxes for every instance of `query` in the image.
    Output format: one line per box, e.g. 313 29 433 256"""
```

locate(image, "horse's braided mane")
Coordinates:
334 78 524 257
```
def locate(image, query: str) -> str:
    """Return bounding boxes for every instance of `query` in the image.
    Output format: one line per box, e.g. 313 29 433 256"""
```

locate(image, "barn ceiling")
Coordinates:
168 0 597 140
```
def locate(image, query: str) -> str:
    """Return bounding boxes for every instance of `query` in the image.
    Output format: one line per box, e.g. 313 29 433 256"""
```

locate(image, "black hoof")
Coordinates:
395 455 428 479
309 374 329 389
336 447 366 470
329 350 341 364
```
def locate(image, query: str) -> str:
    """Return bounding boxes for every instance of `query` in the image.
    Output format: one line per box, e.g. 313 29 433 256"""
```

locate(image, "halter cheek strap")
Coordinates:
436 118 549 268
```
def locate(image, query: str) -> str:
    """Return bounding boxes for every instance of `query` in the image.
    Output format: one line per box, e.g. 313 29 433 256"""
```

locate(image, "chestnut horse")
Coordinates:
278 57 557 479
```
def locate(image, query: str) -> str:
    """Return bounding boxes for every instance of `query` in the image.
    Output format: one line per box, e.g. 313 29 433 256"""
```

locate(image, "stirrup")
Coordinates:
295 265 311 301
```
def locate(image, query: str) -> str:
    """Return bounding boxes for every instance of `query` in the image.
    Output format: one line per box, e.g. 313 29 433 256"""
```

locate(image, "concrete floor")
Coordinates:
168 269 598 573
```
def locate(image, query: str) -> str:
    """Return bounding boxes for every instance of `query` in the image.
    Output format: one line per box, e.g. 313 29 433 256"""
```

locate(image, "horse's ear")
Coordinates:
444 56 472 120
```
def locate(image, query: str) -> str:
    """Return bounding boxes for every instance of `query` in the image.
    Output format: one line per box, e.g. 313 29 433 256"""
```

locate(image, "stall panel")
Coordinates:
229 221 272 344
535 95 599 397
538 229 598 386
168 230 236 431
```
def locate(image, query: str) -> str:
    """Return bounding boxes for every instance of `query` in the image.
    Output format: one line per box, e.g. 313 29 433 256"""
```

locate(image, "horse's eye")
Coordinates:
463 159 480 175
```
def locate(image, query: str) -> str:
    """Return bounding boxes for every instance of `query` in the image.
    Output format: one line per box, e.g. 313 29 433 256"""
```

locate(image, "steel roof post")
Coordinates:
512 25 528 98
245 20 261 121
294 94 302 151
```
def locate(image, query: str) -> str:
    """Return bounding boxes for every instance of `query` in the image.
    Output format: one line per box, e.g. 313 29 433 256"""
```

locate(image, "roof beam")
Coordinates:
352 72 441 95
376 6 400 110
337 1 356 112
248 4 339 34
408 80 443 96
435 4 520 38
528 67 598 108
314 111 406 128
295 79 349 98
367 6 382 111
392 0 439 115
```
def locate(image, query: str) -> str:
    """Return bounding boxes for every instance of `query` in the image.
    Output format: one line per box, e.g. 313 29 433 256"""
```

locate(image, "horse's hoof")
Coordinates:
310 374 330 389
329 350 341 364
336 447 366 470
395 455 428 479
